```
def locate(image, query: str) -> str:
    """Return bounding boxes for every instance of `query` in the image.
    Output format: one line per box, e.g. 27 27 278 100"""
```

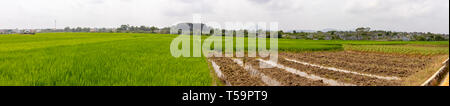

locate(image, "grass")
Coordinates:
402 55 448 86
0 33 448 86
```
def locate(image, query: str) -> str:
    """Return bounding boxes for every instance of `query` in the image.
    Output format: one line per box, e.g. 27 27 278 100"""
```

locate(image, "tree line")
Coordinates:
284 27 448 41
57 24 449 41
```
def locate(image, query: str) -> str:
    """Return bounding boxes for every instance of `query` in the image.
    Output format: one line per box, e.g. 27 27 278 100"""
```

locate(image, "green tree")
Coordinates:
277 30 284 38
244 30 249 37
139 26 147 32
356 27 370 40
64 27 71 32
150 26 159 33
75 27 82 32
118 24 130 32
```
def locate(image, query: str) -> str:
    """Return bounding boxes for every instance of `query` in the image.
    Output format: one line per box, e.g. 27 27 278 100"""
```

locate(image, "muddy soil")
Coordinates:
243 58 328 86
294 51 431 69
280 51 437 77
208 51 446 86
277 58 401 86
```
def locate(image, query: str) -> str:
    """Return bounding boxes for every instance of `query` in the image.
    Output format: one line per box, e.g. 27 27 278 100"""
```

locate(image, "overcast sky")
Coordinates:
0 0 448 33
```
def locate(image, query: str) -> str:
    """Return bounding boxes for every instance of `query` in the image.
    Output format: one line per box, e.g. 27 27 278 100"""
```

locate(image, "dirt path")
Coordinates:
209 57 266 86
280 51 435 77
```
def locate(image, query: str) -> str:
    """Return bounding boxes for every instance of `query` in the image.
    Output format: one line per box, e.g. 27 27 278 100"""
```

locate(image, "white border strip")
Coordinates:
209 60 232 86
284 58 401 80
232 58 282 86
258 59 355 86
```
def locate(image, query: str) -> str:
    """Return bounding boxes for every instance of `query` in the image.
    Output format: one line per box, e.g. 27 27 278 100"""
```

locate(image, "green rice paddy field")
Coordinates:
0 33 448 86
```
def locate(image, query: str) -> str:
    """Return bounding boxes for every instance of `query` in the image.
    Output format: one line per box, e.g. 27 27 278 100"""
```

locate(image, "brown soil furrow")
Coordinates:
284 58 401 80
280 53 414 77
308 53 426 69
209 60 231 86
337 51 427 61
244 58 328 86
281 51 430 69
278 58 401 86
344 50 427 59
258 58 355 86
210 57 266 86
231 58 282 86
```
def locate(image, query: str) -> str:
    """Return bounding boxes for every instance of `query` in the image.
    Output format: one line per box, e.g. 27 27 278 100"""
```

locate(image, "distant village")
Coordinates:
282 28 449 41
1 24 448 41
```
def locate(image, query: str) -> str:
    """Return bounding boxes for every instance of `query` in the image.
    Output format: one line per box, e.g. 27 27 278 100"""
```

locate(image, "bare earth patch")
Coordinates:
209 57 266 86
208 51 448 86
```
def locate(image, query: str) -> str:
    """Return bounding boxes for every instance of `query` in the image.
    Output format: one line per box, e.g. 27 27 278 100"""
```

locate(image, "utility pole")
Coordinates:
256 24 259 37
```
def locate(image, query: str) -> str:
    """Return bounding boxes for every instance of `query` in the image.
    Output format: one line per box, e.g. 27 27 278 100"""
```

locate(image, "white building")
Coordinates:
90 28 98 32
